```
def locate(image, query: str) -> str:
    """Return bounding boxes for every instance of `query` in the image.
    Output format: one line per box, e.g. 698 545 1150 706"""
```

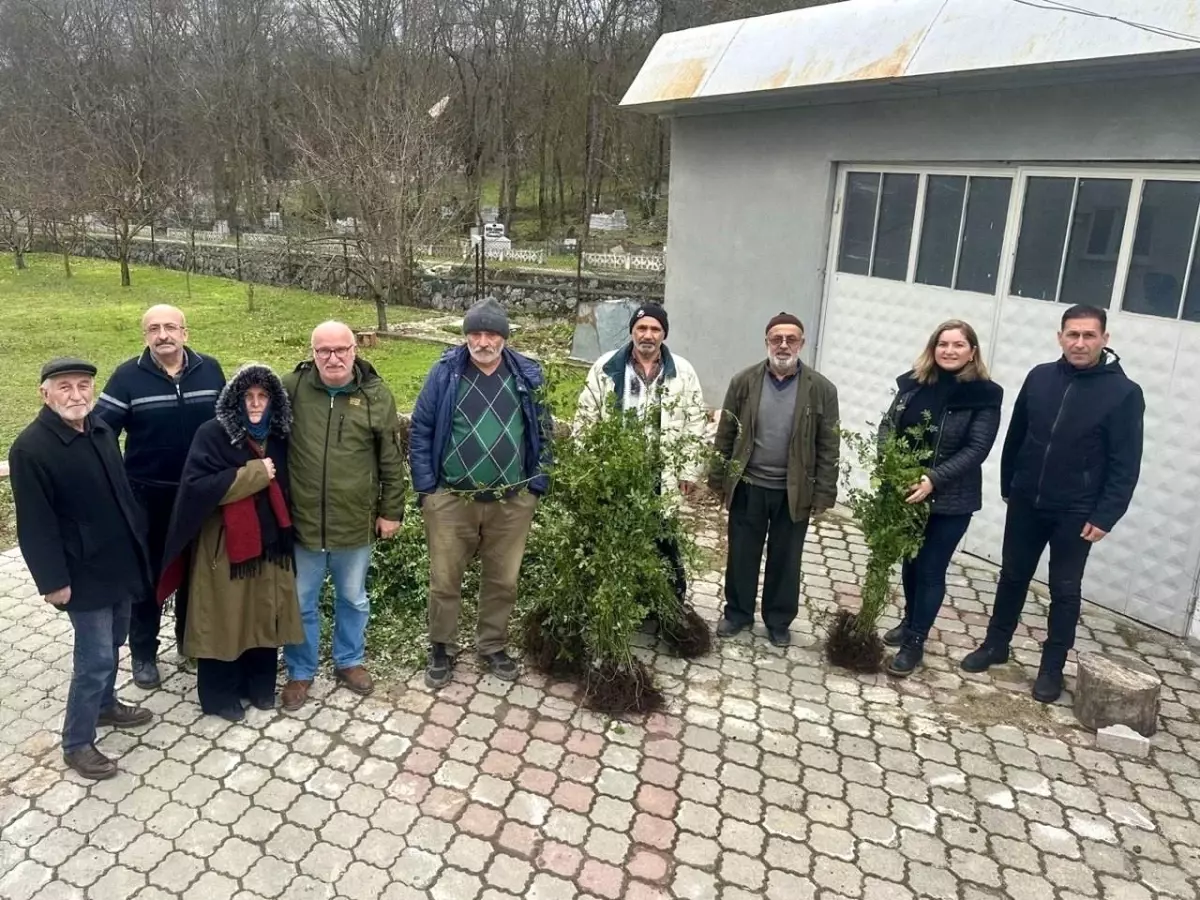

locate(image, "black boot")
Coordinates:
887 636 925 677
960 643 1010 673
425 643 453 689
882 619 910 648
1032 648 1067 703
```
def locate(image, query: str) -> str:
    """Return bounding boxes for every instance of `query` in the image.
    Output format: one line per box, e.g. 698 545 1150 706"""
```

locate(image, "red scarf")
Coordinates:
222 441 292 569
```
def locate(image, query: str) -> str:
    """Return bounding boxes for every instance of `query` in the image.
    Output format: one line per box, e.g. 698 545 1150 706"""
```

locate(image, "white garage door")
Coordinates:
818 164 1200 637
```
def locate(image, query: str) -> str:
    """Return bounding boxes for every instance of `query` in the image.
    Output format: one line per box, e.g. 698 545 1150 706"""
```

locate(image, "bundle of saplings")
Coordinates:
825 419 931 673
520 396 712 713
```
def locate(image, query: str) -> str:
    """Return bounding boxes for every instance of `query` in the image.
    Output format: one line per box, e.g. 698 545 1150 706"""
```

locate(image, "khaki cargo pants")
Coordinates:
422 489 539 655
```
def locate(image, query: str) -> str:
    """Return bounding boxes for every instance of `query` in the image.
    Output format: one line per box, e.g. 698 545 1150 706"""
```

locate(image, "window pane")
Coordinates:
956 177 1013 294
1059 179 1131 309
1124 181 1200 319
871 173 919 280
837 172 880 275
1011 176 1074 301
915 175 966 288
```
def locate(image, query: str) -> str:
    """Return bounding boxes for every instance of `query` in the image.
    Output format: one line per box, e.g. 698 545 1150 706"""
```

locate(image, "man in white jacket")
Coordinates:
575 303 708 602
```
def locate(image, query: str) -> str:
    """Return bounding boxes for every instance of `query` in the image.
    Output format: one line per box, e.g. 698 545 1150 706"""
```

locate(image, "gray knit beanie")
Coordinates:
463 297 510 339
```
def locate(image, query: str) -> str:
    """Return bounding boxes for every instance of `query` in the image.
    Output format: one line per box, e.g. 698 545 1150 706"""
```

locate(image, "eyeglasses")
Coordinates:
768 335 802 347
144 323 183 336
314 346 355 361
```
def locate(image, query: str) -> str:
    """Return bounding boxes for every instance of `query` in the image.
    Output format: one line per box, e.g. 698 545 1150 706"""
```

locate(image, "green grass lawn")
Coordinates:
0 255 588 456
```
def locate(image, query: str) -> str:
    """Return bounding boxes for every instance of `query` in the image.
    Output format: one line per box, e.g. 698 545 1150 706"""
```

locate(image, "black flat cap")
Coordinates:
40 357 98 381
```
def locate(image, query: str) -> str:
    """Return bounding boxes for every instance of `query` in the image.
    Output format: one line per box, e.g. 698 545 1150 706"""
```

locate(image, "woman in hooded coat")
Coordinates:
158 363 303 720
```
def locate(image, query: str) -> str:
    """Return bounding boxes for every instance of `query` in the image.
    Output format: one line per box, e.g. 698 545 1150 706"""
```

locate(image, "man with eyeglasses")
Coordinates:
709 313 840 647
96 305 226 688
279 321 406 710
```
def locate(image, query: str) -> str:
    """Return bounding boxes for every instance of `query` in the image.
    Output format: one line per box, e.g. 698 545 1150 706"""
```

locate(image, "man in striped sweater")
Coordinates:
96 305 226 688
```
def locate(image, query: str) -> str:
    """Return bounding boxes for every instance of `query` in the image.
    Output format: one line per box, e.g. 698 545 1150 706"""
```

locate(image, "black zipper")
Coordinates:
320 393 334 549
337 414 345 445
1035 382 1073 506
929 410 948 504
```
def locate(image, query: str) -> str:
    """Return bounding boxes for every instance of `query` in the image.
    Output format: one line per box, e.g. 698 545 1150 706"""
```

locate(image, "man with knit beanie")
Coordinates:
410 297 552 689
710 313 840 647
575 301 708 605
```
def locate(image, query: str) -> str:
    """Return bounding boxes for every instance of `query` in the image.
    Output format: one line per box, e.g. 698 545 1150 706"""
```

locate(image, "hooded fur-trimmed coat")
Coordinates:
167 364 303 661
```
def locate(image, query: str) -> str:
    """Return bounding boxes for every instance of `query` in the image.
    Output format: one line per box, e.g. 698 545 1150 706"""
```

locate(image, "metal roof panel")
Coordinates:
621 0 1200 112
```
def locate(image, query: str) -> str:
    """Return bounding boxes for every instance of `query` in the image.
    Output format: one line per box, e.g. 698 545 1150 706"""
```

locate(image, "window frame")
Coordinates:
1008 164 1200 323
831 162 1200 325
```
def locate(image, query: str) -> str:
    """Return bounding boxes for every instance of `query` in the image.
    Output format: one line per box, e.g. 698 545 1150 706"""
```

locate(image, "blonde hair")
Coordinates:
913 320 990 383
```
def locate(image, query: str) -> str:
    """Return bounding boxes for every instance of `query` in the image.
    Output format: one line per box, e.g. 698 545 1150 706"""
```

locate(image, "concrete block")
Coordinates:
1096 723 1151 758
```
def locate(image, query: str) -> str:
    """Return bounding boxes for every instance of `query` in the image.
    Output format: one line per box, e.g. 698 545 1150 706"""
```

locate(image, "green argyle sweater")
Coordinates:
441 361 527 497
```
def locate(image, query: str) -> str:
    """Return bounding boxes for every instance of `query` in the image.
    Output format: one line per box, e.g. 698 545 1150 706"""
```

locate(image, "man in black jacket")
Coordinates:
96 305 226 688
8 358 155 779
961 305 1144 703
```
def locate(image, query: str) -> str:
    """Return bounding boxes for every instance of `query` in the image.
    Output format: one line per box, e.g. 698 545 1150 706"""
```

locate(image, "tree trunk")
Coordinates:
62 247 72 278
14 246 26 270
1076 652 1162 736
376 296 388 333
120 255 131 287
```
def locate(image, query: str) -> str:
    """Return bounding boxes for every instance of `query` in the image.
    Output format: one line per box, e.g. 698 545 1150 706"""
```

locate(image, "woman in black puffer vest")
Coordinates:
878 320 1003 677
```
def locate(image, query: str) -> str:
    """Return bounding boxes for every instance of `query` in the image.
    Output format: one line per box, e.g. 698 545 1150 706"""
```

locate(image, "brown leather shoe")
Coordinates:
63 745 118 780
97 701 153 729
335 665 374 696
281 679 312 711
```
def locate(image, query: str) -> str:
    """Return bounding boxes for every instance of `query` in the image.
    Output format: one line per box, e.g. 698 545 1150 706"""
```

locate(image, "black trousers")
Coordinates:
197 648 278 714
655 533 688 602
129 482 189 661
723 481 809 631
985 497 1092 669
900 513 972 639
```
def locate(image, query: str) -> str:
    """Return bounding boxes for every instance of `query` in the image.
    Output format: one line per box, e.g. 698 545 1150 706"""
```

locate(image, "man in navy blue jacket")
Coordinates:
96 305 226 688
409 298 551 691
961 304 1144 703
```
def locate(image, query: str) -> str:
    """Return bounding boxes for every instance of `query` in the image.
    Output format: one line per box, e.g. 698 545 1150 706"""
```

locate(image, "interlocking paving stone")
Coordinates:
3 511 1200 900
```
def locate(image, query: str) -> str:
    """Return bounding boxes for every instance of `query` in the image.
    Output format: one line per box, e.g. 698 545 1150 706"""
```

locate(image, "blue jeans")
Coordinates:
284 545 371 680
64 596 132 752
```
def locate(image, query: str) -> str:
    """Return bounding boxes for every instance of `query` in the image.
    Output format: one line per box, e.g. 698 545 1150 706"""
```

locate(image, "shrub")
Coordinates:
825 416 931 673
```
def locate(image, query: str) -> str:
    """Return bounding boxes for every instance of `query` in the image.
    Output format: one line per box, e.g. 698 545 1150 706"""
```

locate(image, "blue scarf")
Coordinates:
243 401 272 442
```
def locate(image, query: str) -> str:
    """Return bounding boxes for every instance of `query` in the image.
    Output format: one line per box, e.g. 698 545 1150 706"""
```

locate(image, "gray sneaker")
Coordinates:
131 659 161 689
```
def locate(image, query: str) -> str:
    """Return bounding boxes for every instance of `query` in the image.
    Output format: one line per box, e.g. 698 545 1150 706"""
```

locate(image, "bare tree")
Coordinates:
290 51 460 331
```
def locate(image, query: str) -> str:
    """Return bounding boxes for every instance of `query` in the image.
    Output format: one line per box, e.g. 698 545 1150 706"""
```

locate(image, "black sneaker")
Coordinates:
887 637 925 678
1032 665 1065 704
479 650 519 682
131 659 161 689
63 745 118 781
882 624 908 648
96 702 153 729
716 618 748 638
425 643 454 689
960 643 1011 673
767 627 791 647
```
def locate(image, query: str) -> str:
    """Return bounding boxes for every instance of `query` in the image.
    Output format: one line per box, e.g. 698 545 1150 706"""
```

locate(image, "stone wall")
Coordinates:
56 235 664 315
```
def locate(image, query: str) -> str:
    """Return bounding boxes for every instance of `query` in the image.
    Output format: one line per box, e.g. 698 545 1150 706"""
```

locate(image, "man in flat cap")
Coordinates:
410 298 552 690
710 313 840 647
8 358 154 779
575 302 708 609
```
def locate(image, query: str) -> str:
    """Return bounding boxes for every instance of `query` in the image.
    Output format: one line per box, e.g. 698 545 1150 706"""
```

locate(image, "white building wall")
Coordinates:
664 72 1200 401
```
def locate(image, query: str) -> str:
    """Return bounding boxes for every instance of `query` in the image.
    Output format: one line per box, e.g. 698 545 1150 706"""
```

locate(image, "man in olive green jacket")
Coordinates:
709 313 840 647
280 321 406 709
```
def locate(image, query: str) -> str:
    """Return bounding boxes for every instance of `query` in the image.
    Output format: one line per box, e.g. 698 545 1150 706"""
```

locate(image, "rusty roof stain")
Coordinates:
621 0 1200 112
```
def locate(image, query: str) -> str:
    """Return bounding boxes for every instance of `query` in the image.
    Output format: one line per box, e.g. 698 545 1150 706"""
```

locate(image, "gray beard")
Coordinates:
768 357 798 376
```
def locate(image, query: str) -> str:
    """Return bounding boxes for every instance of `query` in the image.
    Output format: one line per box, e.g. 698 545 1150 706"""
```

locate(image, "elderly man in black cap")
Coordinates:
575 302 708 606
8 358 154 780
410 297 552 690
710 313 841 647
